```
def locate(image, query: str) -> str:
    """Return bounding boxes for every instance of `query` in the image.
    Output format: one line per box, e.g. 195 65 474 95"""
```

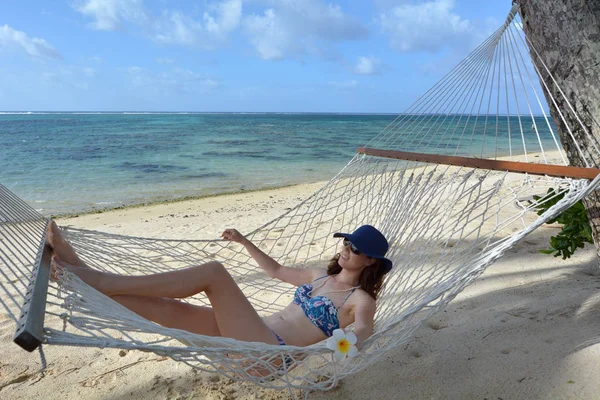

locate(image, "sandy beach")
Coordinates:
2 178 600 400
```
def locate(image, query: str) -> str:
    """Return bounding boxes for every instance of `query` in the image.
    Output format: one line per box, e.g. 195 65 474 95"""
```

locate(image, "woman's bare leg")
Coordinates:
53 258 235 299
47 222 222 299
111 295 221 337
58 260 278 343
48 223 279 344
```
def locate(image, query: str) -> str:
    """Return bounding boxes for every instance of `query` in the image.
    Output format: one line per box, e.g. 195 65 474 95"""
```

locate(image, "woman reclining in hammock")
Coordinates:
47 221 392 349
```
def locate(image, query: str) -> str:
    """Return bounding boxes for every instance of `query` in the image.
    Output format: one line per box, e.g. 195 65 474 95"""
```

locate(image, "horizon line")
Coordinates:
0 111 551 117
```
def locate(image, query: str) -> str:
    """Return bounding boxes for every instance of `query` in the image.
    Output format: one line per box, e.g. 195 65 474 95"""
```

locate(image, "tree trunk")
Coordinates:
518 0 600 263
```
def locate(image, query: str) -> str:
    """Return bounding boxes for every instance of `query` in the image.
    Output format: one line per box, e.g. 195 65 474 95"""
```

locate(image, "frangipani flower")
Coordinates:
326 329 358 361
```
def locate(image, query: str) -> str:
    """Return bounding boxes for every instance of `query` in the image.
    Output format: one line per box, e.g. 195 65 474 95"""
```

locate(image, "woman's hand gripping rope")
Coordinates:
221 228 248 245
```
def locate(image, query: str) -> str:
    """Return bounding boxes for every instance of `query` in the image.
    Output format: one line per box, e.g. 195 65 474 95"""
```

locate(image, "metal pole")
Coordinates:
13 243 52 352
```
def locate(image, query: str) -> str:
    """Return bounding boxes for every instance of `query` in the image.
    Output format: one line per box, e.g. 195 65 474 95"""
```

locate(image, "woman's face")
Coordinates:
338 239 373 271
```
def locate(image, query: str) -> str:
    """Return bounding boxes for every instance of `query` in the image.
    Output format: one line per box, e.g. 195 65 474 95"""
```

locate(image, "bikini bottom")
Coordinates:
271 329 286 345
270 329 295 371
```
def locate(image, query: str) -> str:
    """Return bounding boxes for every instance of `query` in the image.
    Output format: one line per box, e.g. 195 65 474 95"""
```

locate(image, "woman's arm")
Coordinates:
352 294 376 346
221 228 319 286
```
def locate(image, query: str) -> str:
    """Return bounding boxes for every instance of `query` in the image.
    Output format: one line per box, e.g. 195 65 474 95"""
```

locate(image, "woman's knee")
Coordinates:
201 261 231 280
199 261 237 294
203 260 225 271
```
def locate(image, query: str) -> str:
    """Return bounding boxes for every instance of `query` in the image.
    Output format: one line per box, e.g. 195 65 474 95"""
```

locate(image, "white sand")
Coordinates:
2 179 600 399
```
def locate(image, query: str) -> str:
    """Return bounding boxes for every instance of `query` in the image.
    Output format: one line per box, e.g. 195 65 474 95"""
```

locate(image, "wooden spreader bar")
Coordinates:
357 147 600 180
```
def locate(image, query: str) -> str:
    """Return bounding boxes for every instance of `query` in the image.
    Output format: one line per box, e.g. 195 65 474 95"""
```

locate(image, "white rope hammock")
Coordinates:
2 3 600 396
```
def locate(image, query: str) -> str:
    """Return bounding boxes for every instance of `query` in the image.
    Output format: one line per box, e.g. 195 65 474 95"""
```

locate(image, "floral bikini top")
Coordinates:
293 276 358 337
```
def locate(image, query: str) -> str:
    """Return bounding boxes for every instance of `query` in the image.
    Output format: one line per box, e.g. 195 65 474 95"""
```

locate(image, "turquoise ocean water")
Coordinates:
0 113 557 216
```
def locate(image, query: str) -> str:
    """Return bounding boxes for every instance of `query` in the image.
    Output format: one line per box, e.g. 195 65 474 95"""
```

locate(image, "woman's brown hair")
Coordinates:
326 255 388 300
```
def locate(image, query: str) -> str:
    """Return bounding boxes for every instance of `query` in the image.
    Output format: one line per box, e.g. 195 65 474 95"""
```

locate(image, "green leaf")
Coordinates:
537 193 592 260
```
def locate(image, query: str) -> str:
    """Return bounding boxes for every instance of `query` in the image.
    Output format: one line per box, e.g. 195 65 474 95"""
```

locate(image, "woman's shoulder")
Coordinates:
346 289 376 320
294 268 328 285
309 268 329 281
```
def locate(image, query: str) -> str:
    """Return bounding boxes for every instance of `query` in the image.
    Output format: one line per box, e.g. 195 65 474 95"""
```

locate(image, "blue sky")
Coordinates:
0 0 515 112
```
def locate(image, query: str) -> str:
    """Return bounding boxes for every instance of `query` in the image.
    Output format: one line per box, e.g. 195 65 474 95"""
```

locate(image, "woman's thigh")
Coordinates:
204 263 280 345
111 295 221 337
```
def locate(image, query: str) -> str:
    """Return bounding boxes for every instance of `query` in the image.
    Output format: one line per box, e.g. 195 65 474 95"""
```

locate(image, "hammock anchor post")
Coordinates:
13 243 52 352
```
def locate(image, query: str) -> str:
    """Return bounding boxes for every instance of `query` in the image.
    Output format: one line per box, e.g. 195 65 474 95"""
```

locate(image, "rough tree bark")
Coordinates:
518 0 600 263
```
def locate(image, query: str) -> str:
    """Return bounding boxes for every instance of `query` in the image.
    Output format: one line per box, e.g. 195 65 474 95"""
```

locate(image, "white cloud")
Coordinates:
204 0 242 39
243 0 368 60
152 11 201 46
73 0 147 31
151 0 241 48
354 56 380 75
71 0 366 59
244 9 289 60
74 0 241 48
0 25 62 60
377 0 472 53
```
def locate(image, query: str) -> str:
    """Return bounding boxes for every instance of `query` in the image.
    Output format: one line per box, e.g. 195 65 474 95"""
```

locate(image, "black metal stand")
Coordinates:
13 243 52 352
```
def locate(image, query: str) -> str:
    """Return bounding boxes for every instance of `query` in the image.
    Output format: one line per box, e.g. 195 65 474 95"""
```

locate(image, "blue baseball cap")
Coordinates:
333 225 393 273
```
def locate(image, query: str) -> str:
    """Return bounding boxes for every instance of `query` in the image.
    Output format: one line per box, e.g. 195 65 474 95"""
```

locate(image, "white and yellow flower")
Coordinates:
326 329 358 361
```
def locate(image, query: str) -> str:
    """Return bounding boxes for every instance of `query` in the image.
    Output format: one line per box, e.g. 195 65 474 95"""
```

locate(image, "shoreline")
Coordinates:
49 178 330 219
54 179 329 240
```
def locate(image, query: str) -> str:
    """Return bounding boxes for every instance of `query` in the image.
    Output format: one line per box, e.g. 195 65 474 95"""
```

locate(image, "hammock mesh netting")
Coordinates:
2 3 600 396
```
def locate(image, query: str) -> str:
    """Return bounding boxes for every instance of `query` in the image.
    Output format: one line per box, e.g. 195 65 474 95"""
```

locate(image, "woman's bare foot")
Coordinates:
51 256 105 292
46 221 88 267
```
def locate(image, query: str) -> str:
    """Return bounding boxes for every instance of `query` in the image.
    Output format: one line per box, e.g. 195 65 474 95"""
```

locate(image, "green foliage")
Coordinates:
533 188 593 259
